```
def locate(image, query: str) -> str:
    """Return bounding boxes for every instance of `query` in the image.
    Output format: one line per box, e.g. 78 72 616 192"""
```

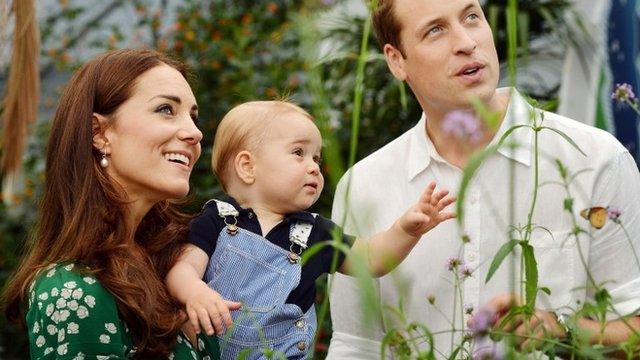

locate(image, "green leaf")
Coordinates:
540 126 587 156
485 239 519 283
563 197 574 212
539 286 551 296
522 243 539 308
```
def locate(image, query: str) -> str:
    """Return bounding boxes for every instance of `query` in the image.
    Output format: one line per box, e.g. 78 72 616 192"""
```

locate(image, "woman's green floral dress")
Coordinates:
26 263 220 359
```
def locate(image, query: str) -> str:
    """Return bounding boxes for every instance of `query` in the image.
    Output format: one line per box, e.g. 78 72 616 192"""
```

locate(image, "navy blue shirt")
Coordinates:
189 197 354 313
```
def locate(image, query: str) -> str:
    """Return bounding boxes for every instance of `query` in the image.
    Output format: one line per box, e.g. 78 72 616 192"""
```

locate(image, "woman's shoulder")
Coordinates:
27 263 133 358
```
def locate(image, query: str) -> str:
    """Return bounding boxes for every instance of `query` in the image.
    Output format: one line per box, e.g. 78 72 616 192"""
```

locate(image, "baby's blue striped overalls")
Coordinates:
204 200 317 360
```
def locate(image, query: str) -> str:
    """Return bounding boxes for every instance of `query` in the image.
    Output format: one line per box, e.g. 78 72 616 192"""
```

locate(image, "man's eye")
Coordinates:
467 13 480 21
156 104 174 115
427 26 443 36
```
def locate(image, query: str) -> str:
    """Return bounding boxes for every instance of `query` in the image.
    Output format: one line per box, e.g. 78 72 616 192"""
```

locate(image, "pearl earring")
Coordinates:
100 153 109 168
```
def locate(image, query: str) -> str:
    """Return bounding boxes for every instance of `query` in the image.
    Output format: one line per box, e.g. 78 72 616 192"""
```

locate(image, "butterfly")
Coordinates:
580 207 608 229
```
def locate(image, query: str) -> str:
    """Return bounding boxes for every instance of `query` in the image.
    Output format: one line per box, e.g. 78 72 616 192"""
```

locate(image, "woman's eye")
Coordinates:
156 104 174 115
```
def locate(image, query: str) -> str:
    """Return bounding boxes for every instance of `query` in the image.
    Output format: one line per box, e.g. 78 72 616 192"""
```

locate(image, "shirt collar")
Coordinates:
490 88 534 167
223 195 317 224
406 88 533 181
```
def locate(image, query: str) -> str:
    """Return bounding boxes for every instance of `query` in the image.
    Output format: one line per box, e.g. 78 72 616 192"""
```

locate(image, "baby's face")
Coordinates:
251 113 324 213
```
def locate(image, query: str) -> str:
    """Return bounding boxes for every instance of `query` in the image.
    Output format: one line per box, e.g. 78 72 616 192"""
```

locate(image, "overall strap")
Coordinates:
212 199 240 217
289 213 318 250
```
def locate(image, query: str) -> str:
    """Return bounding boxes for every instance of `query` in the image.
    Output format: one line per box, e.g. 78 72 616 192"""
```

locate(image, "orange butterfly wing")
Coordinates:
580 207 607 229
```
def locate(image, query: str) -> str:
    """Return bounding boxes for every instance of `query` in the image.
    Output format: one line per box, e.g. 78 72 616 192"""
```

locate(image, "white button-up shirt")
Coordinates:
327 88 640 359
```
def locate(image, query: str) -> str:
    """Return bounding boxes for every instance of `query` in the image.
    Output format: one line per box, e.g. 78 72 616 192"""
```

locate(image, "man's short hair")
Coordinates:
372 0 405 56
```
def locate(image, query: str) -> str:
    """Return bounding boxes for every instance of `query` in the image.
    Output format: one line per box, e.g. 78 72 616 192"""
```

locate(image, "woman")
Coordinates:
2 49 218 359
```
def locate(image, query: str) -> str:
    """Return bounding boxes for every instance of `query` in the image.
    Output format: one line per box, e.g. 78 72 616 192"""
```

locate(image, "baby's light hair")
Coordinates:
212 100 314 192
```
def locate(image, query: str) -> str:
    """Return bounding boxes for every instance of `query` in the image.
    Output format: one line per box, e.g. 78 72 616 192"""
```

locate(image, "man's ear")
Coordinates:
234 150 255 185
92 113 111 153
383 44 407 82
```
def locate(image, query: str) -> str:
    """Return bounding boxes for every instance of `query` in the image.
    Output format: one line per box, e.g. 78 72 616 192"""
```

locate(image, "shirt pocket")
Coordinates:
528 229 576 310
210 243 287 313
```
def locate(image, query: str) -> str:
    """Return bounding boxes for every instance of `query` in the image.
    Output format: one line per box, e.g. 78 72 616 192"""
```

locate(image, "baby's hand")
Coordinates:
397 181 456 238
185 281 242 336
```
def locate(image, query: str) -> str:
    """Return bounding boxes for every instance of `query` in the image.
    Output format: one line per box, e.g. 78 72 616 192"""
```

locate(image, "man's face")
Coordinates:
388 0 500 113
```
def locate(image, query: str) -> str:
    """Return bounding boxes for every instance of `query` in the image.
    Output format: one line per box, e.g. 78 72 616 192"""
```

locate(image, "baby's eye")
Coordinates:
156 104 174 115
191 113 200 126
292 148 304 157
313 155 322 165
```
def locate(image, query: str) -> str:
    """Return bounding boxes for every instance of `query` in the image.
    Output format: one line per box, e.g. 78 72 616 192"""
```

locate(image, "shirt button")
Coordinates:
297 341 306 351
467 253 476 262
295 320 305 329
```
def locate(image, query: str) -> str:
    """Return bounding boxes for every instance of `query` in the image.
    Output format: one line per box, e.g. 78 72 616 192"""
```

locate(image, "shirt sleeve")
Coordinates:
26 264 130 359
188 205 224 257
589 150 640 317
314 215 355 274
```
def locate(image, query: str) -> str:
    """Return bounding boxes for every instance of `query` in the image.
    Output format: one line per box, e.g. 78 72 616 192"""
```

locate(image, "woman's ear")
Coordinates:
234 150 255 185
92 113 110 153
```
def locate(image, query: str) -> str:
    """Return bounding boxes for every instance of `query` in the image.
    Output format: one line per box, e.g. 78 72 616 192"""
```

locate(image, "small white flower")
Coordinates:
73 352 85 360
168 354 175 360
67 300 79 311
58 310 71 322
45 304 54 317
84 295 95 308
203 356 211 360
105 323 117 334
56 298 67 309
64 264 74 271
83 277 96 285
198 338 205 350
51 311 60 324
57 343 68 355
58 329 65 342
63 281 77 289
32 322 40 333
99 334 110 344
35 335 45 347
67 322 79 334
38 302 43 310
44 347 53 355
46 268 56 278
72 288 83 300
47 324 57 335
77 306 89 319
50 287 59 297
60 288 72 299
97 356 111 360
38 292 49 301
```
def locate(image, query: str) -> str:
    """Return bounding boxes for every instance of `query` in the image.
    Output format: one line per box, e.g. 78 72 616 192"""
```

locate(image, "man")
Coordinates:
327 0 640 358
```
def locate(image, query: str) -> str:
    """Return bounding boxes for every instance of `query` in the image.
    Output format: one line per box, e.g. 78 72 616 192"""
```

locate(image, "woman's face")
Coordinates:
101 64 202 204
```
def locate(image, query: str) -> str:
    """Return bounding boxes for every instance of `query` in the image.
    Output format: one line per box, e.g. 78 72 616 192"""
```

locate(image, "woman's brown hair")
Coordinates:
3 49 192 358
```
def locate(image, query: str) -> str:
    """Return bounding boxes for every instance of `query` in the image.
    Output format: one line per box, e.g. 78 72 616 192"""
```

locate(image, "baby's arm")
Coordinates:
338 181 455 277
166 244 242 335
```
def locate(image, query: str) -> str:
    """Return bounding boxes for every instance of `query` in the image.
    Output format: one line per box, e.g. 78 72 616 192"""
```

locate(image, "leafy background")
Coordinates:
0 0 578 358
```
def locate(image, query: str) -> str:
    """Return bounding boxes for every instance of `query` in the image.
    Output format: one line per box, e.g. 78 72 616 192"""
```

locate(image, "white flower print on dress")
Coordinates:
60 288 72 299
99 334 110 344
46 268 56 278
64 264 74 271
76 306 89 319
45 303 54 317
44 347 53 355
67 322 79 334
73 352 85 360
47 324 58 335
67 300 79 311
38 302 43 310
50 287 59 297
105 323 117 334
58 309 70 322
84 295 96 308
63 281 77 289
32 321 40 333
56 298 67 309
72 288 83 300
83 277 96 285
38 292 49 301
57 329 65 342
57 343 68 355
35 335 45 347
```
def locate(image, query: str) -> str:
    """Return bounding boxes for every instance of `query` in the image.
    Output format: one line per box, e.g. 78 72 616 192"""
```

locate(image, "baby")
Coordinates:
166 101 456 359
